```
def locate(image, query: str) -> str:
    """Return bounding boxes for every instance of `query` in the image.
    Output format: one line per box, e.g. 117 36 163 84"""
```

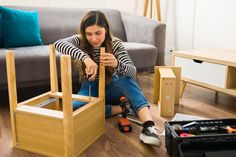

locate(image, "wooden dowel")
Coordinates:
143 0 149 16
99 47 106 129
143 0 161 21
6 51 18 146
50 44 59 92
99 48 105 99
61 55 74 157
150 0 153 18
49 44 59 110
156 0 161 21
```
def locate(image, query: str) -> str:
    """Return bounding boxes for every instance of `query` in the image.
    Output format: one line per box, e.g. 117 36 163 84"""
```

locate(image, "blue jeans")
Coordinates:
73 74 149 118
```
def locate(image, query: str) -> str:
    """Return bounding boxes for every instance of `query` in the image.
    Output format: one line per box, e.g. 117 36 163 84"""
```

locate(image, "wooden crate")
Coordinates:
6 45 105 157
153 66 181 116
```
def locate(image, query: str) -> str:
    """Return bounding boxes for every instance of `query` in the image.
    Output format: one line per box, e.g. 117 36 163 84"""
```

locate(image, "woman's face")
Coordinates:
85 24 106 48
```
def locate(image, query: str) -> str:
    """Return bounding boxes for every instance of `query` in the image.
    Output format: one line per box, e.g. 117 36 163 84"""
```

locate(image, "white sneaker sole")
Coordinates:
139 133 162 147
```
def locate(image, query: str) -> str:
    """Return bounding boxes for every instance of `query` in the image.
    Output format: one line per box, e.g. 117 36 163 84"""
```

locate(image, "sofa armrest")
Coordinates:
120 12 166 66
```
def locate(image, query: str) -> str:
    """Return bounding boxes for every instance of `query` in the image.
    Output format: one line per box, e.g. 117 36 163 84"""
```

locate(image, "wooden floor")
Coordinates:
1 74 236 157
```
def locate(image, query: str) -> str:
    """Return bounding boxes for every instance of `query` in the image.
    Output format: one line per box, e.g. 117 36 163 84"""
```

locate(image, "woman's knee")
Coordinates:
116 76 137 86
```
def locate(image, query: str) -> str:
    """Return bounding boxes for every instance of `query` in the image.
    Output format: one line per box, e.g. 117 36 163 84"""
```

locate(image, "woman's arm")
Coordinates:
113 39 137 79
54 35 98 80
54 35 89 61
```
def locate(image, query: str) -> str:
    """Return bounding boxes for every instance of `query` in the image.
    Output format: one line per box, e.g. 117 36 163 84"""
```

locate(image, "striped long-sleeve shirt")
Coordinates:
54 35 136 79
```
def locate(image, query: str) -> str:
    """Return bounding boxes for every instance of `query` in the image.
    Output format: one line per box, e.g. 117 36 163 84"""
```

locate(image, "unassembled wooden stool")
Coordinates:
153 66 181 116
6 45 105 157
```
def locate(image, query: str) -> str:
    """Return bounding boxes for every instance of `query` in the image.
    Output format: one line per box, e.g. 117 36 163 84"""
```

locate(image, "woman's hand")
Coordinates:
83 57 98 81
100 53 118 68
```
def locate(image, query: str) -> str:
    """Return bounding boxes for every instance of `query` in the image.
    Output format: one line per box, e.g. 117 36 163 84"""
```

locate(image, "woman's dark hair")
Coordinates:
75 10 114 83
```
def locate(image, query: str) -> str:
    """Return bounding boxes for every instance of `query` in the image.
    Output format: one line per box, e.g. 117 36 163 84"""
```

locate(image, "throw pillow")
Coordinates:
0 6 43 48
0 11 3 48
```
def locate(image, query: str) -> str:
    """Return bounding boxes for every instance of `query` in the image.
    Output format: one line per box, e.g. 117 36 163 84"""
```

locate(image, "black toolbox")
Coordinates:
165 118 236 157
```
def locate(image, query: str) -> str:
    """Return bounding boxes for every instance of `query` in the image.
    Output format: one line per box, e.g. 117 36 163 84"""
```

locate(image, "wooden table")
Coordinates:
172 49 236 97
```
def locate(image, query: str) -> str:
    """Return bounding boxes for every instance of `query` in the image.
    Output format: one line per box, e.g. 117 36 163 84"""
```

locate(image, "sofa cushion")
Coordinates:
0 11 3 48
0 6 43 48
5 6 127 44
0 46 78 89
124 42 157 72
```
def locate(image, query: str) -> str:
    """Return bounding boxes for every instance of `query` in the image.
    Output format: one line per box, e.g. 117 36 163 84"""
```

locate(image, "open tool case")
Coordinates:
165 118 236 157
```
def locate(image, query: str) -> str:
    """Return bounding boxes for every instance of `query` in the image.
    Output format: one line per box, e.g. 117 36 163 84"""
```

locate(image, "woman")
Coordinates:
54 10 161 147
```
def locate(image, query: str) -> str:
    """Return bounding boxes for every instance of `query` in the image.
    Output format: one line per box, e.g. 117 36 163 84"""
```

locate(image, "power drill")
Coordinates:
118 96 132 132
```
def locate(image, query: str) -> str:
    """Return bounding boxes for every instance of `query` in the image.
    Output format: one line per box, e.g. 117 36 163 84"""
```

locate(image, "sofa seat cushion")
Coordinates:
124 42 157 72
0 46 78 89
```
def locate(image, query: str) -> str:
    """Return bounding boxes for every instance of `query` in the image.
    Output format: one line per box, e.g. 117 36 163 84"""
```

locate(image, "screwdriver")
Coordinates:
88 75 91 99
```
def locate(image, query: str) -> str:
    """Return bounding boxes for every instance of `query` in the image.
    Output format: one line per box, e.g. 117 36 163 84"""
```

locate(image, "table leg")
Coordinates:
180 81 186 97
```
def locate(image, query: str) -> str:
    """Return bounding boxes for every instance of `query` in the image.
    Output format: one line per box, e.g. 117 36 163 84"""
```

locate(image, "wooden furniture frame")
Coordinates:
6 45 105 157
172 49 236 97
143 0 161 21
153 66 181 116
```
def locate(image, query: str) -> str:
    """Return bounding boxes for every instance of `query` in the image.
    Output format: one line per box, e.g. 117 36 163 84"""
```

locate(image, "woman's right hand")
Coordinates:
83 57 98 81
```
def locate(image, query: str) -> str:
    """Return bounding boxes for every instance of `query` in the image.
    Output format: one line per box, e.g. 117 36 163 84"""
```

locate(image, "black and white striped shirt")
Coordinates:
54 35 136 79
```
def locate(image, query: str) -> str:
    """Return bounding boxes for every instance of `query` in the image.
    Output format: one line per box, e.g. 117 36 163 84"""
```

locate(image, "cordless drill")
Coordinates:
118 96 132 132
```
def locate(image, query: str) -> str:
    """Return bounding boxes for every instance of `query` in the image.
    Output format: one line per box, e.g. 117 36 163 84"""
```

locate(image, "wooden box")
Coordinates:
153 66 181 116
6 45 106 157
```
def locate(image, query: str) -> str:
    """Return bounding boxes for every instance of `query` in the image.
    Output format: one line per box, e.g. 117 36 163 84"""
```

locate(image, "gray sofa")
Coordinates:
0 6 166 90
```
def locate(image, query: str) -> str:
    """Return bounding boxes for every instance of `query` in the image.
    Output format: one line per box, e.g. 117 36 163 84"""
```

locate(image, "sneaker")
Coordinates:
139 126 162 147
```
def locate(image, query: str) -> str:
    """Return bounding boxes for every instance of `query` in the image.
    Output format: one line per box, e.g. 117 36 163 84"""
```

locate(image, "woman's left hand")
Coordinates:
100 53 118 68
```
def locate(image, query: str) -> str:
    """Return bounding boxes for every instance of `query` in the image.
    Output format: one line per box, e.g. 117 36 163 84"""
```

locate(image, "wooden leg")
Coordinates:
179 81 186 97
6 51 18 147
143 0 149 17
150 0 153 18
156 0 161 21
61 55 74 157
49 45 59 110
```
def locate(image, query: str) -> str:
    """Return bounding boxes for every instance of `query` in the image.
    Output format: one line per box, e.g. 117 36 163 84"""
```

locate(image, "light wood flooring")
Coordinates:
1 74 236 157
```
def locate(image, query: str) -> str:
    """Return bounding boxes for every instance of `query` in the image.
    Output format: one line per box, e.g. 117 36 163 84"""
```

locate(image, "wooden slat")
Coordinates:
16 105 63 119
18 92 51 106
49 92 99 102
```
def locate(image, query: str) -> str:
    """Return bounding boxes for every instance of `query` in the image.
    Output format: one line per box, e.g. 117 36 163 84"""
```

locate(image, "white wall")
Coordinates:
172 0 236 51
0 0 140 13
193 0 236 50
2 0 235 53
